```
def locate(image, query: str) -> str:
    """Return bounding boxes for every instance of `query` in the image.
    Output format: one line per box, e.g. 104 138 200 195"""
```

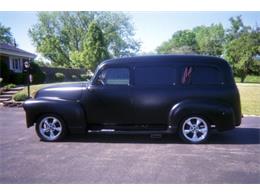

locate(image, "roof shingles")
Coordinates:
0 43 36 58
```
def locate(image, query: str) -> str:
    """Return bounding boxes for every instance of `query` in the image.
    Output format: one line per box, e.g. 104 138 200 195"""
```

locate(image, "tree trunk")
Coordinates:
241 75 246 83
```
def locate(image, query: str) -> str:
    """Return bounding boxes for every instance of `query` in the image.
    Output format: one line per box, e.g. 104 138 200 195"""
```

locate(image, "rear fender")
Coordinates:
168 99 235 132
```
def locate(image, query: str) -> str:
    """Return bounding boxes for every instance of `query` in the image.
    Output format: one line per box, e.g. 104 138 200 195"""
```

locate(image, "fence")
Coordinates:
40 66 86 82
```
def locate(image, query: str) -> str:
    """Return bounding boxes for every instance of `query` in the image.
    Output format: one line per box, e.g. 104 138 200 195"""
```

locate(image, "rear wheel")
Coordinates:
179 116 209 144
36 114 67 142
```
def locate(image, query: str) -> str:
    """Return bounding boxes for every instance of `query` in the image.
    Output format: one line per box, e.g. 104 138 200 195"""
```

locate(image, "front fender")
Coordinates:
23 98 86 133
168 99 235 132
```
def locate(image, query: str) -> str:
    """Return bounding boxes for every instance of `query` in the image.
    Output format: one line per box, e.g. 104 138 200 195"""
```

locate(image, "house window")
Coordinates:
11 58 21 72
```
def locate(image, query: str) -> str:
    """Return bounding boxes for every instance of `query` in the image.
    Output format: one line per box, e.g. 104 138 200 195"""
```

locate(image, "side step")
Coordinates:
150 134 162 139
88 129 170 137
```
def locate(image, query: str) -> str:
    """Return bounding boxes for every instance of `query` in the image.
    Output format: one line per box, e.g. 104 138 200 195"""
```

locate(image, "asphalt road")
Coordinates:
0 107 259 184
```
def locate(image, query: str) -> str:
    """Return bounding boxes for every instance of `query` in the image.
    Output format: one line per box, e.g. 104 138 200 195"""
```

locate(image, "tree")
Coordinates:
82 22 109 71
156 30 197 54
226 15 251 42
156 24 225 56
193 24 225 56
0 22 14 45
224 16 260 82
29 12 140 67
156 15 260 79
224 31 260 82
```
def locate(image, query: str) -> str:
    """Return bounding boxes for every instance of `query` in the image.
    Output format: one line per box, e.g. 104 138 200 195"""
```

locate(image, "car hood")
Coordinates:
35 82 88 101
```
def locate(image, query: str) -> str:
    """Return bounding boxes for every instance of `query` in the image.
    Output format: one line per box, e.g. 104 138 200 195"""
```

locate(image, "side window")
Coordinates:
181 66 192 84
182 66 223 85
135 66 176 86
97 67 130 85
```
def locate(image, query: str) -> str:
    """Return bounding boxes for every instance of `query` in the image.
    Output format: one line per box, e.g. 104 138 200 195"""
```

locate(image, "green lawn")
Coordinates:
235 75 260 83
237 83 260 115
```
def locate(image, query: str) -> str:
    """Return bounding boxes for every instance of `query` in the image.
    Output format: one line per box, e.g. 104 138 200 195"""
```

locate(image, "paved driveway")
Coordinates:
0 107 259 183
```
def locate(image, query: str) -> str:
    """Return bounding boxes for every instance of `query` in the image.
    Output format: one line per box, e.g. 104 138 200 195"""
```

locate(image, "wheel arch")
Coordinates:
23 98 86 134
168 99 236 132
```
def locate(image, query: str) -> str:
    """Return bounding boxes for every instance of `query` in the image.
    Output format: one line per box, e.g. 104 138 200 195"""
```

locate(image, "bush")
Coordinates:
9 73 26 84
71 75 78 81
13 92 28 102
0 62 10 84
3 83 16 90
55 72 65 82
8 83 16 88
80 70 93 81
30 62 46 84
80 74 88 81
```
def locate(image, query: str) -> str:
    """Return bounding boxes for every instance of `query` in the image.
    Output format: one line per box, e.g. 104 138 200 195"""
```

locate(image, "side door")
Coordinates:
84 66 134 126
133 65 178 126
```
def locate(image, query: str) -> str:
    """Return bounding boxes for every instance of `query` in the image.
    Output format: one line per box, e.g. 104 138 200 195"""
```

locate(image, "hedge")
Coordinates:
55 72 65 82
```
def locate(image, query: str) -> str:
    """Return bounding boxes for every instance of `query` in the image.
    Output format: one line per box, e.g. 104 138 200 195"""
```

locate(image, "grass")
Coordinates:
235 75 260 83
237 83 260 116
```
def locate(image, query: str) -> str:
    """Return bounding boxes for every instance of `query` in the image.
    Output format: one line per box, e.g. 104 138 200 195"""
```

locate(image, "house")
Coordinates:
0 43 36 73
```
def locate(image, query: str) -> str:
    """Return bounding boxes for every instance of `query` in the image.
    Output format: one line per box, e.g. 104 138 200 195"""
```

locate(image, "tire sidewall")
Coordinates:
178 115 210 144
36 114 67 142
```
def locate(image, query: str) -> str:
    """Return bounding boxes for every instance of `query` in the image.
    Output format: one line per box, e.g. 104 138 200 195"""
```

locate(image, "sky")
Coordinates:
0 11 260 57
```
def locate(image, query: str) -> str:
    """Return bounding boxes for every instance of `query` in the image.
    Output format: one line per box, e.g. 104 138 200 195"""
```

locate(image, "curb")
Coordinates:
243 114 260 117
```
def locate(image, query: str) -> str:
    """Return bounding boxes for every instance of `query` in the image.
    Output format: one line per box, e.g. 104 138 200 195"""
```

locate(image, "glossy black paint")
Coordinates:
23 55 241 134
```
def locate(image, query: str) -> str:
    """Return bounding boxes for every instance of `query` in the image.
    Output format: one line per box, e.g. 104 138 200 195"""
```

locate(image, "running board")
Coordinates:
88 129 171 134
150 134 162 139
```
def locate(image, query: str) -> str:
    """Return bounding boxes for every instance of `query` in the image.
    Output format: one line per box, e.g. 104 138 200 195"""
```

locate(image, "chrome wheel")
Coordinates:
39 116 63 141
182 117 208 143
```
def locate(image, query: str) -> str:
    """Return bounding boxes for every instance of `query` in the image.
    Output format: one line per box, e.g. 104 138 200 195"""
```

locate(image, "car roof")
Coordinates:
100 55 228 67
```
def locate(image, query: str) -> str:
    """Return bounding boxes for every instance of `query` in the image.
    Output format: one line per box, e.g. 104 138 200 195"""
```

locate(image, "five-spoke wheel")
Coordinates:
36 115 67 141
179 116 209 144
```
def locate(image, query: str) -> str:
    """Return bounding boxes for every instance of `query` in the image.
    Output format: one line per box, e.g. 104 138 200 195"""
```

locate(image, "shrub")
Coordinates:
8 83 16 88
80 74 88 81
13 92 28 102
80 70 93 81
9 73 26 84
55 72 65 82
3 83 16 90
71 75 78 81
0 62 10 84
30 62 46 84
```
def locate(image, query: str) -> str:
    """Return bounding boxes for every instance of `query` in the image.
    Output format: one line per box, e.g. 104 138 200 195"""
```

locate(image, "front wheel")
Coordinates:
36 114 67 142
179 116 209 144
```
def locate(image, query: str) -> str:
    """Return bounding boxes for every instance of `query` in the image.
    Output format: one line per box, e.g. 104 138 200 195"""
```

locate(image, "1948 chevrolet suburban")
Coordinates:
23 55 242 144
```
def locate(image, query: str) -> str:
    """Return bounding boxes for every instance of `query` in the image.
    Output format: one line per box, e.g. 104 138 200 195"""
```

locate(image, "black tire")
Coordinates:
178 115 210 144
35 114 67 142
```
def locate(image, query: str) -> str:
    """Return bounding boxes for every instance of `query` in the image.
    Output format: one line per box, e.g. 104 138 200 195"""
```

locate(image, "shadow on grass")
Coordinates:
61 127 260 145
